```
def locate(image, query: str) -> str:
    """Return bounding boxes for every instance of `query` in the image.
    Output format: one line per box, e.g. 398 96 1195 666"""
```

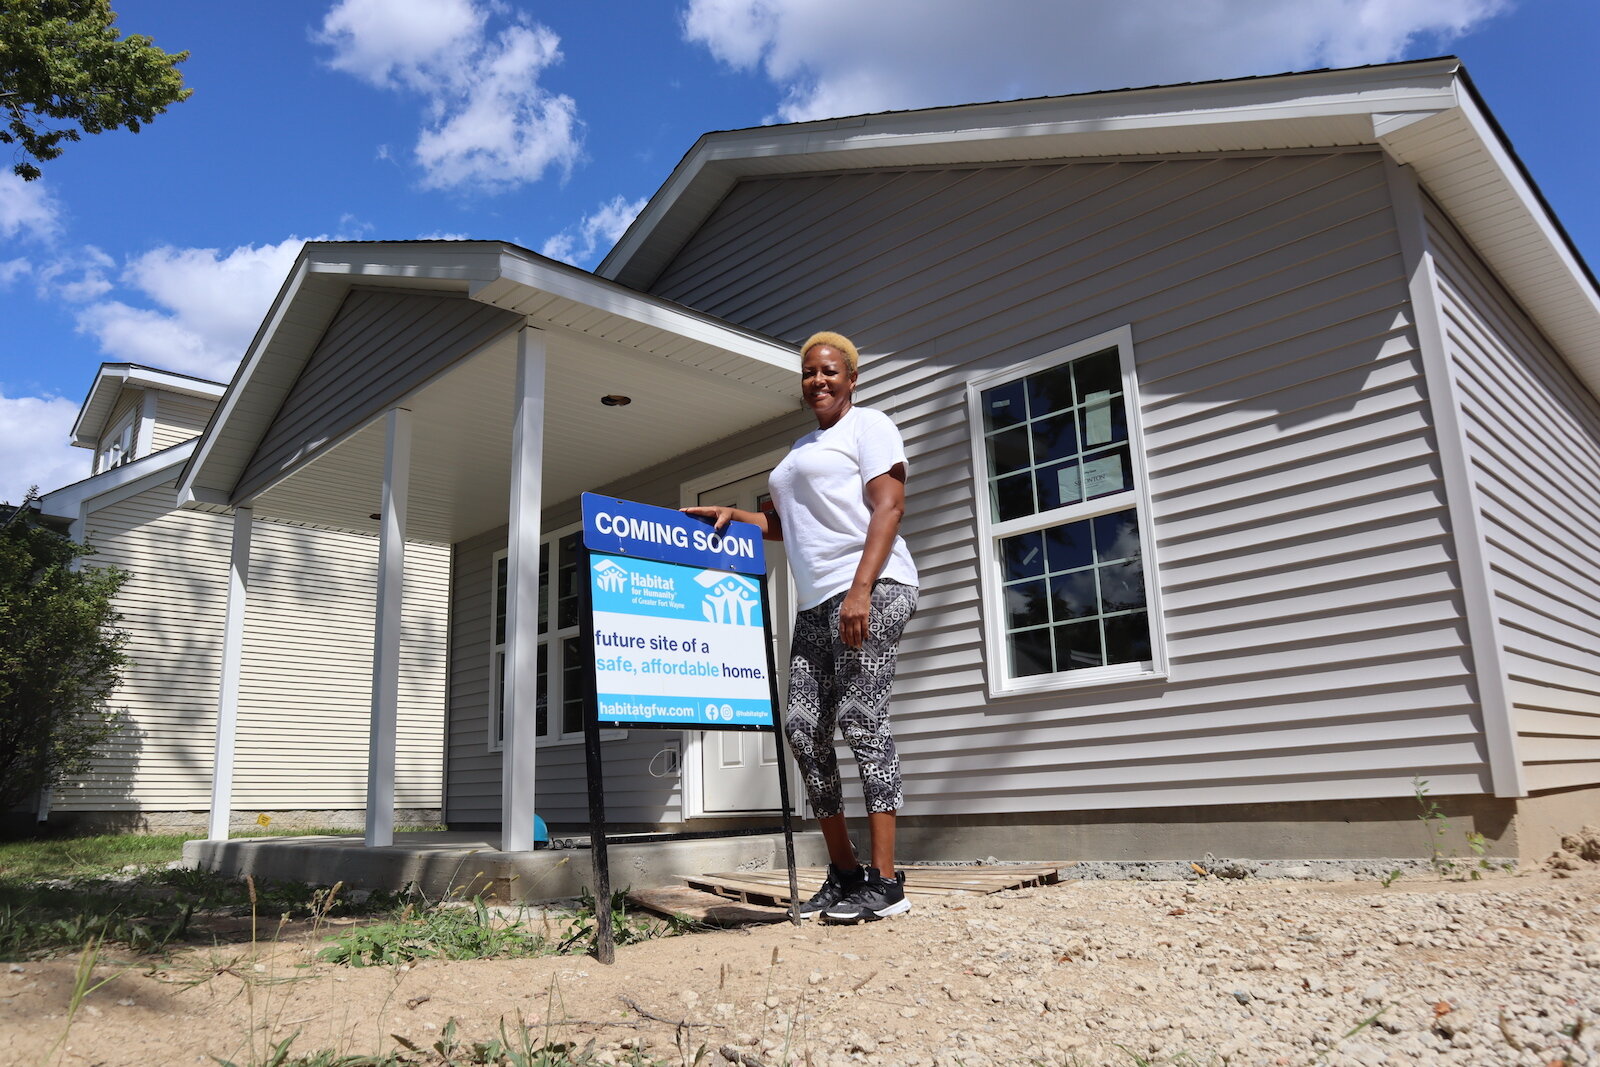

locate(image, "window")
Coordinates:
95 416 136 474
967 326 1165 693
489 529 612 749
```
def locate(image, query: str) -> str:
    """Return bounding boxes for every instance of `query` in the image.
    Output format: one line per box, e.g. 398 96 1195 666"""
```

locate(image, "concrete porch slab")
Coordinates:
182 830 828 903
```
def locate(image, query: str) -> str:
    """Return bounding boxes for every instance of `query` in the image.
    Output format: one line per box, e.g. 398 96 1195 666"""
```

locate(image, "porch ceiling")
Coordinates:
248 324 799 543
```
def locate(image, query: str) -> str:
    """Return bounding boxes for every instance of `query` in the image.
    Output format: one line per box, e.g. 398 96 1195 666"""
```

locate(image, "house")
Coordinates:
34 364 450 833
176 56 1597 863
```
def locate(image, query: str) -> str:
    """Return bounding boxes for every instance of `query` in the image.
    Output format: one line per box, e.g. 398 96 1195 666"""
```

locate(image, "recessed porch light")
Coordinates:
600 394 632 407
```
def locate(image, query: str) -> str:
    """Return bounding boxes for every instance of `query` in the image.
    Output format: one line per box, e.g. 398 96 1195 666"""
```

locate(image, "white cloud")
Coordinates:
317 0 581 191
681 0 1513 121
0 172 62 242
0 258 30 286
0 392 85 504
542 195 647 266
37 245 116 303
75 237 310 382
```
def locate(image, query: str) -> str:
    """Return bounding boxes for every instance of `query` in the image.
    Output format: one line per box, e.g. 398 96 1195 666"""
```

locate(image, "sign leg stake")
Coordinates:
579 546 615 965
774 723 801 925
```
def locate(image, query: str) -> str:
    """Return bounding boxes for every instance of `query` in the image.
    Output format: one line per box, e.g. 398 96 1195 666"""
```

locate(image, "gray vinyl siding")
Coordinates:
446 526 685 826
648 151 1489 815
151 391 219 452
1424 197 1600 795
237 288 522 503
56 479 449 812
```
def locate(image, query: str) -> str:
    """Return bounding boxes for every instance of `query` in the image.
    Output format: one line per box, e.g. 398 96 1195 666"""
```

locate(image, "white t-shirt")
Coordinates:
768 406 919 610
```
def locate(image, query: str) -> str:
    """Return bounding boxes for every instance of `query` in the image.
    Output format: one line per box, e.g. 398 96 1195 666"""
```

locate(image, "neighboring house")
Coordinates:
34 364 450 832
175 57 1596 862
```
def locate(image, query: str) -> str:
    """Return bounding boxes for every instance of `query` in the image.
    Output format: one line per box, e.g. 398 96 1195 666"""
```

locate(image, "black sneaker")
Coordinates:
822 867 909 923
795 863 865 920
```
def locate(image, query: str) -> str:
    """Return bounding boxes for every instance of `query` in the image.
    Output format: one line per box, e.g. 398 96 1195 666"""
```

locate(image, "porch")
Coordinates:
184 828 828 904
176 241 804 858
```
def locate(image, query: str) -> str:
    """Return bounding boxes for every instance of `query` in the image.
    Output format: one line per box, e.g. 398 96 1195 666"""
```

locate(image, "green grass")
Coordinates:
0 831 681 965
0 828 398 881
0 863 411 961
317 890 690 968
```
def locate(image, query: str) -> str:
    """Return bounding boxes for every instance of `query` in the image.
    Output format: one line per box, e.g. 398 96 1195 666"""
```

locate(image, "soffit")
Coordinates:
247 324 798 543
179 242 797 511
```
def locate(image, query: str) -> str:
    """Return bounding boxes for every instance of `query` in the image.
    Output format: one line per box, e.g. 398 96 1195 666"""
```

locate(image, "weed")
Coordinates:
560 888 692 950
213 1031 403 1066
1379 869 1403 888
43 936 132 1066
0 864 411 961
1412 776 1507 879
318 897 551 967
316 886 688 968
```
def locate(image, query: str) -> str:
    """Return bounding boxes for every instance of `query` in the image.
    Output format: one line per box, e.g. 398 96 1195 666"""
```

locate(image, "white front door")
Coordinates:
692 470 795 815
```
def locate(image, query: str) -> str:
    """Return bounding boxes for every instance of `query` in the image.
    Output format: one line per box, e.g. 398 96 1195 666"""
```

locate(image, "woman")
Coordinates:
684 331 918 924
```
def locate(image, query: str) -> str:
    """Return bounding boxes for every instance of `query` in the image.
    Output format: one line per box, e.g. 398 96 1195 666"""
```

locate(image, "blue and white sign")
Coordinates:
582 493 765 576
589 553 775 728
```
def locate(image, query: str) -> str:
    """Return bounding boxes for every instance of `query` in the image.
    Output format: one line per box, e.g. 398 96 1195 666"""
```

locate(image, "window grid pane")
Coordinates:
980 347 1131 523
998 506 1149 676
556 533 580 629
561 637 584 735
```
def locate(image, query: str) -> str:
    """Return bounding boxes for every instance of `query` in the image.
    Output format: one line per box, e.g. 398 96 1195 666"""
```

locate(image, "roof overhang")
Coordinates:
177 242 801 539
70 364 225 448
38 440 195 520
600 57 1600 395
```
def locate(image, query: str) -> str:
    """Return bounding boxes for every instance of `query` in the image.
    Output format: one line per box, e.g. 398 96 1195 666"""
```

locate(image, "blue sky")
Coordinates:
2 0 1596 504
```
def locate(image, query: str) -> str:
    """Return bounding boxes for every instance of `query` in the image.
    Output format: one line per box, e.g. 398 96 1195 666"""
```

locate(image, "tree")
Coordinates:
1 0 190 180
0 495 128 813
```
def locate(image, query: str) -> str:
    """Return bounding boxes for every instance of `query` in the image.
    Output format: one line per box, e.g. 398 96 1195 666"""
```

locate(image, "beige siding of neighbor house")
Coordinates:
54 477 449 813
236 288 522 503
638 151 1490 816
446 526 685 826
1424 196 1600 795
151 391 219 452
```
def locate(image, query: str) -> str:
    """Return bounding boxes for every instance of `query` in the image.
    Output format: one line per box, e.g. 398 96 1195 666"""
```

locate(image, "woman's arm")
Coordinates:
838 463 907 648
680 505 783 541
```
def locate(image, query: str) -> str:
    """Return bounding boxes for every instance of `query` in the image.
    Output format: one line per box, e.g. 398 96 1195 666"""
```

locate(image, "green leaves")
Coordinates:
0 0 191 179
0 504 129 812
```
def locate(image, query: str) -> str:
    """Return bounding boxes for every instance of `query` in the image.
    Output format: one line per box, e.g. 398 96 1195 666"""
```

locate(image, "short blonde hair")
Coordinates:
801 331 859 373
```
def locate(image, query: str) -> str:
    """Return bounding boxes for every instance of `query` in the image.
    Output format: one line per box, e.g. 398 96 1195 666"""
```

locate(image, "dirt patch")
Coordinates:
4 869 1598 1066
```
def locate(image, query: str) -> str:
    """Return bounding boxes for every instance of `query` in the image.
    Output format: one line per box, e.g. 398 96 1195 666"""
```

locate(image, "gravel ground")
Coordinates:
4 860 1598 1066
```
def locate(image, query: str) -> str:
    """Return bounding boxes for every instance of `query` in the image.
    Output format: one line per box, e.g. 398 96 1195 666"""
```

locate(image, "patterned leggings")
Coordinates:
784 580 918 819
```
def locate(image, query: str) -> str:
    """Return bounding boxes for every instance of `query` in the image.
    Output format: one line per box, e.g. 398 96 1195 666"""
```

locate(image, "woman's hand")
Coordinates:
680 504 735 531
839 585 872 648
680 504 782 541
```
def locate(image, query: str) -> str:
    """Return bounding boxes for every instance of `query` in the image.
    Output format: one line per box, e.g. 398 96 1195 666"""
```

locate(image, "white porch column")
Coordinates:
208 506 252 840
502 326 547 852
365 408 411 847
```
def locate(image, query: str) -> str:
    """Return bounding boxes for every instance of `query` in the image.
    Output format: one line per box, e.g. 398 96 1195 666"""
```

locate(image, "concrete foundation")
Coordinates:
1513 784 1600 862
183 830 829 903
892 794 1523 863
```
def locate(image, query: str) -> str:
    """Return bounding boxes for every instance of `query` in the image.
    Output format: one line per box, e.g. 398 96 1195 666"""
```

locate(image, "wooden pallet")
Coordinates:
681 863 1065 909
627 885 790 926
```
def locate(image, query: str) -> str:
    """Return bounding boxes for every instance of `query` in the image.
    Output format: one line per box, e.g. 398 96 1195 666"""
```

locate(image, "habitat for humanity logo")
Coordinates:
594 558 628 593
697 571 758 624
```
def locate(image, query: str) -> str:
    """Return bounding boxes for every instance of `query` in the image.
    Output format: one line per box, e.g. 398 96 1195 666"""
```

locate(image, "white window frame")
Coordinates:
95 412 137 474
966 325 1168 697
487 524 624 751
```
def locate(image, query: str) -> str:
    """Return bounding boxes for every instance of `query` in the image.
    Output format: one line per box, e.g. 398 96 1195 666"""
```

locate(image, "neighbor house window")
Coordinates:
489 529 613 750
967 326 1165 693
95 415 136 474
